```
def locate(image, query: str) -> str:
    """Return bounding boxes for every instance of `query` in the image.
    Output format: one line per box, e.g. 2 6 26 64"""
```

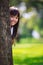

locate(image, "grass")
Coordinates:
16 37 43 44
12 43 43 65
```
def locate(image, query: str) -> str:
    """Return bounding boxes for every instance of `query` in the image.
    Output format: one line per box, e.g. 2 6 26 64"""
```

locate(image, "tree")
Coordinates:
0 0 13 65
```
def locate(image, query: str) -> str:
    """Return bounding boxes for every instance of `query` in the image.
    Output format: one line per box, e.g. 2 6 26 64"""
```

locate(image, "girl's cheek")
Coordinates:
16 19 18 22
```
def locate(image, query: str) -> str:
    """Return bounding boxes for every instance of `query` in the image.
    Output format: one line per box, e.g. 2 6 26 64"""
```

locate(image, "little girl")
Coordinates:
10 6 20 44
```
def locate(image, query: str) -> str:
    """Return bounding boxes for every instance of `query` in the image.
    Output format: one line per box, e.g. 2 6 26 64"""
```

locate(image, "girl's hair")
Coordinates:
10 6 20 39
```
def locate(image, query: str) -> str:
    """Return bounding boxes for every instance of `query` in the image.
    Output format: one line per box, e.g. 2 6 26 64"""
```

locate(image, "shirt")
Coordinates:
11 27 13 36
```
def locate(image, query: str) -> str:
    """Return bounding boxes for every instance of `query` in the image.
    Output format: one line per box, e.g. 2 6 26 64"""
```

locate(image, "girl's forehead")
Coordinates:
10 14 19 17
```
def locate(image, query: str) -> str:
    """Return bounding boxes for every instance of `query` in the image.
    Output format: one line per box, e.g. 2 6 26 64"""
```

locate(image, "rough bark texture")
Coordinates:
0 0 13 65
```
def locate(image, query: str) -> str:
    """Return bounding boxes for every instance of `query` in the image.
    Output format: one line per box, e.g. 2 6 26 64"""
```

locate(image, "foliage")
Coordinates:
9 0 21 6
9 0 43 37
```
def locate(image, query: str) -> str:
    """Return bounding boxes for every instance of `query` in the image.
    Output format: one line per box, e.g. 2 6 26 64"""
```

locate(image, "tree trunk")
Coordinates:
0 0 13 65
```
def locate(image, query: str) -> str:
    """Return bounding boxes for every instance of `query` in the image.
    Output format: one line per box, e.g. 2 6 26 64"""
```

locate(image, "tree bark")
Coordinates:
0 0 13 65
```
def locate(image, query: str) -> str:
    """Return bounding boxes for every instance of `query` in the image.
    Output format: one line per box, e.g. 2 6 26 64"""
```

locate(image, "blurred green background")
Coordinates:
10 0 43 65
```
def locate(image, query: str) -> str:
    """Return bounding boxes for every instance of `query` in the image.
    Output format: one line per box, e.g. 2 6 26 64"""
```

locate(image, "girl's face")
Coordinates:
10 15 18 26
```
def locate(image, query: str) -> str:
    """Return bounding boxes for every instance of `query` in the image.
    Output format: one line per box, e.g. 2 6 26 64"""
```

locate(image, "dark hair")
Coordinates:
10 8 20 39
10 9 20 17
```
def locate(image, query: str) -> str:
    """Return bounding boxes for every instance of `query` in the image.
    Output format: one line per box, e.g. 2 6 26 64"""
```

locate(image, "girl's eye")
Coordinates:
16 17 18 19
10 15 14 17
15 16 18 19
